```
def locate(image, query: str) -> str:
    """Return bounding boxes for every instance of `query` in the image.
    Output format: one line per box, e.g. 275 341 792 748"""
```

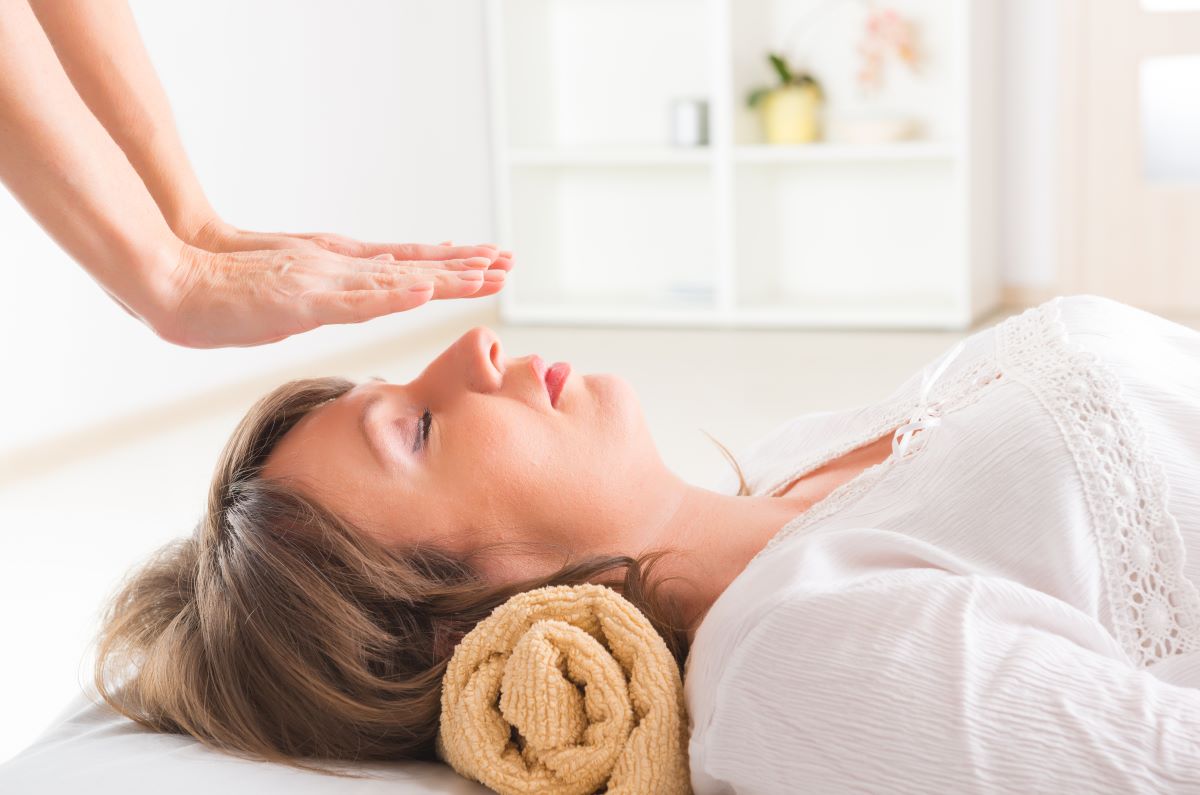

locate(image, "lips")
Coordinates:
544 362 570 407
529 355 570 408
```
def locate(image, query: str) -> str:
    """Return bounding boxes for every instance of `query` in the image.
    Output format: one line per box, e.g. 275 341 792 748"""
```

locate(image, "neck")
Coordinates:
635 476 810 646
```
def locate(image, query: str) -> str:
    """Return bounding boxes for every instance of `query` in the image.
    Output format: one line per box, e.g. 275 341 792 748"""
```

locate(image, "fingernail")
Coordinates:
409 282 434 292
484 269 506 282
458 270 484 280
464 257 491 268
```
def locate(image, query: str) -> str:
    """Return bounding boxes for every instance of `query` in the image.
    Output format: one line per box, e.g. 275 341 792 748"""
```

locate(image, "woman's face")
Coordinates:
262 327 667 582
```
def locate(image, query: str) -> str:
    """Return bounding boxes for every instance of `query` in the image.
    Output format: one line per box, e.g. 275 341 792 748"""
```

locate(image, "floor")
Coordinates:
0 302 1033 761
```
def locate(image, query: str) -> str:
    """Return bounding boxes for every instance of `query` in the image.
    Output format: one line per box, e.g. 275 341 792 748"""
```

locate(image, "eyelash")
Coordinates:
412 407 432 453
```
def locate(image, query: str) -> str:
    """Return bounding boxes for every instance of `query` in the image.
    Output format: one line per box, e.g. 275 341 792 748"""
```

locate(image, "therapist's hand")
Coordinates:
159 242 509 348
187 218 515 271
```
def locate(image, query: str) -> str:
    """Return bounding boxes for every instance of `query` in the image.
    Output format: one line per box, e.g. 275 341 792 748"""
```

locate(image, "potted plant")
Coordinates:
747 53 823 145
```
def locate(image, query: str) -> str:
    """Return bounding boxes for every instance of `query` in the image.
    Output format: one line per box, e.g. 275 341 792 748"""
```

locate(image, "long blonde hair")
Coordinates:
94 376 750 769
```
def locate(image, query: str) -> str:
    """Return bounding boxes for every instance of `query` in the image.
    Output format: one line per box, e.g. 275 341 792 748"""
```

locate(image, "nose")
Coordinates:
467 325 504 383
433 325 502 395
396 327 504 408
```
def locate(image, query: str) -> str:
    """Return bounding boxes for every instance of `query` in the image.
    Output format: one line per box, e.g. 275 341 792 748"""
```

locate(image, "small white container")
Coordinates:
669 98 709 146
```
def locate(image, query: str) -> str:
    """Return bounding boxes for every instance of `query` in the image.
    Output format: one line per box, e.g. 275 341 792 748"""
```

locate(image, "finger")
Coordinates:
461 269 508 299
439 239 453 246
342 266 488 297
432 268 507 301
487 255 514 272
428 268 487 298
371 253 395 261
295 234 493 261
303 284 437 326
379 243 499 261
319 255 492 289
385 256 492 272
326 241 499 260
334 255 492 275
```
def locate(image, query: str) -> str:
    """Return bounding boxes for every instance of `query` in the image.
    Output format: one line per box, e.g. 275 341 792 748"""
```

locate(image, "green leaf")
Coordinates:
768 52 793 86
746 87 770 108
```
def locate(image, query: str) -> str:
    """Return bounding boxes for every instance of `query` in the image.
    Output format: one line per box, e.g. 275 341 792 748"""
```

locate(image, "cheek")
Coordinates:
427 406 545 526
438 379 650 528
552 375 654 532
555 374 649 492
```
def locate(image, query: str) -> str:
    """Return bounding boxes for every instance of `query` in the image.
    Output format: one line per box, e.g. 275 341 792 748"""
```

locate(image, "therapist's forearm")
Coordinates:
28 0 219 244
0 0 182 326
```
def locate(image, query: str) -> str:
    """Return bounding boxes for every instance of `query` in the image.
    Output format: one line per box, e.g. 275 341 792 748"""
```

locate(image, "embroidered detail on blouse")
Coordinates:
997 298 1200 669
753 344 1005 563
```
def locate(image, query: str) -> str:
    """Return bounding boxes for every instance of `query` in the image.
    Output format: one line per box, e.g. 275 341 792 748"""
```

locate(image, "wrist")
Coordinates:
117 235 199 339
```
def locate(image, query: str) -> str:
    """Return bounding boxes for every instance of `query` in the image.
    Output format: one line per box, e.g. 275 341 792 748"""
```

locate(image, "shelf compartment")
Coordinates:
733 158 965 321
504 164 719 316
498 0 712 149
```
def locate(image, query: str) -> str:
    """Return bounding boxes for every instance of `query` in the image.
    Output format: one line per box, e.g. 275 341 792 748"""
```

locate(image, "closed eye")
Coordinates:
412 408 432 453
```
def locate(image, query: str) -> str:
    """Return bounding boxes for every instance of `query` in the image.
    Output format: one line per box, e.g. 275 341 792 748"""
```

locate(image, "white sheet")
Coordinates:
0 692 489 794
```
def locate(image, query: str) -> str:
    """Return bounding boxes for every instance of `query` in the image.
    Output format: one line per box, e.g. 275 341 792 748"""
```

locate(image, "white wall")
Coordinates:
0 0 496 454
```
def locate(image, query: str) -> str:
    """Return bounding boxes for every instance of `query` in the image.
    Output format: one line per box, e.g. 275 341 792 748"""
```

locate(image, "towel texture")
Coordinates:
436 584 691 795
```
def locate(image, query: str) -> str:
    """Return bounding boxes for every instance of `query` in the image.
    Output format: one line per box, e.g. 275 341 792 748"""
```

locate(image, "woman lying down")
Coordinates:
94 294 1200 794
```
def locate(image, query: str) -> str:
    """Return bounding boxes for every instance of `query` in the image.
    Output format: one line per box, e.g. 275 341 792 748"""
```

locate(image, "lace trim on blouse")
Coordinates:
997 298 1200 669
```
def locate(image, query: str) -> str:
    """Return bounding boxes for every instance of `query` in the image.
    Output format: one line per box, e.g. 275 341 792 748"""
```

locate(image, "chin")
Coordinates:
584 372 646 430
582 371 634 402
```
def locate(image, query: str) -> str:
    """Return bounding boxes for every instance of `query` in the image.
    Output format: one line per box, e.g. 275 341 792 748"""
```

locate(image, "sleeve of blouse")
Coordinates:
693 570 1200 794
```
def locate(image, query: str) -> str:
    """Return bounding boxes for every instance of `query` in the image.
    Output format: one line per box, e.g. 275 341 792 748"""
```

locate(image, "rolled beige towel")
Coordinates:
436 583 692 795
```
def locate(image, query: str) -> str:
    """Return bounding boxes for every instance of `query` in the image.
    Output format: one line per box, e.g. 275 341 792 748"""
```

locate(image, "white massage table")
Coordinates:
0 692 491 794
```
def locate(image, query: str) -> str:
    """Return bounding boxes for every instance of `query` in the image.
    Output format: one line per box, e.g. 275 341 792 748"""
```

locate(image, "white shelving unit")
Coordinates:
485 0 1000 329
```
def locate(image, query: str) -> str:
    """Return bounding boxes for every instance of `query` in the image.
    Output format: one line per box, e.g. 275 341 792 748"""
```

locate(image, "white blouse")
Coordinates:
684 295 1200 794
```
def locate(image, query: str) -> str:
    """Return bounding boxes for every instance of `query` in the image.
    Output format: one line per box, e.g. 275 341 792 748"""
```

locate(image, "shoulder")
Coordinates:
1052 293 1199 369
1054 293 1161 322
999 293 1189 359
